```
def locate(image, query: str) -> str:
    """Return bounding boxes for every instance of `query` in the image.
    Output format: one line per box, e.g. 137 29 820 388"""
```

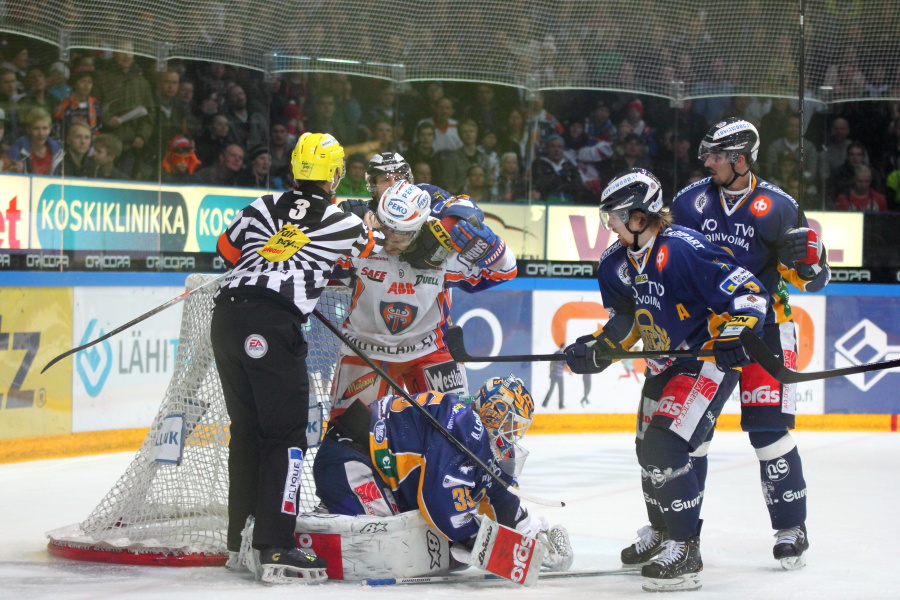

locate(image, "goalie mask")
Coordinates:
367 152 413 199
475 375 535 477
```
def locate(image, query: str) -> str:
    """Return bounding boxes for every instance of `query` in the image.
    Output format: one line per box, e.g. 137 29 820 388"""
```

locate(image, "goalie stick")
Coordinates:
41 271 231 374
445 325 714 363
361 567 640 586
739 328 900 384
311 309 565 508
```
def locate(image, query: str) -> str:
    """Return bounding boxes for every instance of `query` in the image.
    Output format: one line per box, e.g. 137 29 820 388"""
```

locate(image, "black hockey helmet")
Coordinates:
698 117 760 165
366 151 413 194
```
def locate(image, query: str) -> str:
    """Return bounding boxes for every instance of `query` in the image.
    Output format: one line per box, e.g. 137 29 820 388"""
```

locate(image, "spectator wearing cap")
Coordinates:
236 146 273 189
57 121 94 178
335 153 368 198
46 62 71 104
53 69 102 140
531 134 587 203
5 107 63 175
585 100 617 144
161 135 201 184
192 143 244 187
618 98 658 158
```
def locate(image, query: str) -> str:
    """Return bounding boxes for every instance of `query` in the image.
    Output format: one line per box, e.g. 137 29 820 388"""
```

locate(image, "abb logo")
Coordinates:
1 197 22 249
387 282 415 294
510 536 534 583
741 385 781 405
654 395 683 418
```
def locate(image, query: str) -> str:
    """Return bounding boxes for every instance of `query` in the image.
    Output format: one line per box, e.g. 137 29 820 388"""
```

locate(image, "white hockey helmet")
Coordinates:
375 181 432 238
698 117 760 165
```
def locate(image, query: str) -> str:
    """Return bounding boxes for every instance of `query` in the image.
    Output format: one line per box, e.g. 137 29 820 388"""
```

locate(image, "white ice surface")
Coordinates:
1 431 897 599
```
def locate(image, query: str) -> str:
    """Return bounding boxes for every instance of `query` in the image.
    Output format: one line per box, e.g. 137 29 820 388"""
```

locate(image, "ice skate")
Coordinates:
622 525 669 566
773 524 809 570
258 547 328 584
641 537 702 592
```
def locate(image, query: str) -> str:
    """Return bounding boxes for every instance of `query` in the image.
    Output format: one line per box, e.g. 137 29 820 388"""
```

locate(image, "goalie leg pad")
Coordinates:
469 517 547 586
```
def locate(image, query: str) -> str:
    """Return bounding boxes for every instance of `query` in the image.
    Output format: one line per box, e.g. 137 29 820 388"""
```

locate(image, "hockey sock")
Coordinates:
641 428 702 541
689 441 711 508
750 431 807 529
636 439 667 528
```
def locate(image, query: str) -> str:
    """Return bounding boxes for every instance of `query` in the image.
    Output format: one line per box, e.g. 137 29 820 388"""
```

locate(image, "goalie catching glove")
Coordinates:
564 332 619 374
450 217 506 269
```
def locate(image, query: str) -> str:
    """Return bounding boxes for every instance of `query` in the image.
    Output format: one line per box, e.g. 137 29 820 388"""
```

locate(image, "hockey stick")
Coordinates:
361 567 640 586
41 271 230 374
311 309 564 508
739 328 900 384
446 325 714 363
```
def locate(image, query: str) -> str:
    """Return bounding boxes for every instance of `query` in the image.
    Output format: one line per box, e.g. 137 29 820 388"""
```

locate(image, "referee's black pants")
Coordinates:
211 295 309 552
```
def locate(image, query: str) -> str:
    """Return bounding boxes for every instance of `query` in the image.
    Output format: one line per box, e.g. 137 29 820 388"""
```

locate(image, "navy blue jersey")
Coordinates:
368 391 519 541
671 175 828 324
598 225 768 376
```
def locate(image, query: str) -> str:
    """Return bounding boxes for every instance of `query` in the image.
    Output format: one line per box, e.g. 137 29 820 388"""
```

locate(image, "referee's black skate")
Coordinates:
641 536 702 592
621 525 669 566
258 547 328 584
773 523 809 570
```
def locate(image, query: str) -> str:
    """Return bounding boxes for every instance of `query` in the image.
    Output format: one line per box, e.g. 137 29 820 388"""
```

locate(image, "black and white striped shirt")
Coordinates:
216 182 383 315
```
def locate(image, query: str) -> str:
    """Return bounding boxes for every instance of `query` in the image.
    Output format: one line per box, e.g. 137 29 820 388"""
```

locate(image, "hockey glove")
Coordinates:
564 333 616 374
783 227 827 277
400 218 455 269
338 198 373 219
450 217 506 269
713 315 757 371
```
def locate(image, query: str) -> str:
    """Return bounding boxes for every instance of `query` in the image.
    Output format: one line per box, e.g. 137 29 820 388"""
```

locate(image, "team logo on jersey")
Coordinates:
694 192 708 213
380 301 418 333
244 334 268 358
617 261 631 285
342 372 378 400
749 196 772 217
257 223 310 262
656 246 669 270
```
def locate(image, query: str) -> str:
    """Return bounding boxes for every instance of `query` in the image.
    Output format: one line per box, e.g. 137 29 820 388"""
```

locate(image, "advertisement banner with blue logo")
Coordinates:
71 286 183 432
0 287 73 439
824 296 900 414
450 289 534 391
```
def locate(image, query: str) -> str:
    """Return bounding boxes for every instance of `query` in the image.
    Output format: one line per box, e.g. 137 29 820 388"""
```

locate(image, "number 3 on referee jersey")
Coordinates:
289 198 310 220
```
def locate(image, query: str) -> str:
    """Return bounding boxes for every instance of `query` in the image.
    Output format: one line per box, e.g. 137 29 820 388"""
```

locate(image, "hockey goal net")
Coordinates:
47 274 350 566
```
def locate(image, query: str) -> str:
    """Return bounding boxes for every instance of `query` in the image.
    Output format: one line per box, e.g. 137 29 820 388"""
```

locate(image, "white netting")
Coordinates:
47 274 350 562
4 0 899 102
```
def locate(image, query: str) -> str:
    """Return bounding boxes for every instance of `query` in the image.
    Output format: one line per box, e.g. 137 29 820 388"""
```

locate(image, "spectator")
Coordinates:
599 133 653 184
461 164 495 202
404 121 441 182
480 128 501 196
418 96 462 153
461 83 503 133
763 113 819 184
0 68 22 138
46 62 71 104
87 133 128 180
160 135 201 184
5 107 63 175
655 132 701 197
440 118 491 194
834 165 888 212
0 43 28 91
17 66 55 130
225 84 267 150
886 158 900 210
819 116 852 181
53 70 102 140
307 91 352 143
619 99 658 158
663 99 712 153
528 92 564 144
149 70 187 161
268 119 292 184
334 153 368 198
562 118 591 161
585 99 617 143
411 161 432 184
192 142 244 186
236 146 272 189
0 107 9 153
825 141 883 205
330 74 362 144
367 83 402 131
496 151 534 203
497 108 530 167
370 117 399 154
531 134 585 203
57 121 93 178
194 113 237 167
769 150 817 207
759 97 793 145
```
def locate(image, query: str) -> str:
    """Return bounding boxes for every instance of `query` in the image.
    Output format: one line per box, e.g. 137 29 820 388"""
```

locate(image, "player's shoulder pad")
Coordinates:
755 179 800 210
671 177 714 212
417 183 454 207
432 193 485 222
599 240 623 264
662 224 710 252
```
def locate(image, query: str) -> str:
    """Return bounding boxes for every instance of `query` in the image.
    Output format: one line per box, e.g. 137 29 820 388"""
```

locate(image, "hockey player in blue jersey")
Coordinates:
667 118 828 571
312 375 573 572
564 169 769 592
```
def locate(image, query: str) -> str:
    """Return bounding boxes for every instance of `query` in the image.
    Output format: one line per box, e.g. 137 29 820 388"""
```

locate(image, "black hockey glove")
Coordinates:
564 333 616 374
400 218 455 269
338 198 374 219
713 315 757 371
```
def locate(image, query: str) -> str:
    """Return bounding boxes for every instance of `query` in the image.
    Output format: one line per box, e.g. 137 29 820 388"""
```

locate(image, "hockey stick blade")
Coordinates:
739 328 900 383
361 567 640 586
446 325 713 363
41 272 230 374
312 310 564 508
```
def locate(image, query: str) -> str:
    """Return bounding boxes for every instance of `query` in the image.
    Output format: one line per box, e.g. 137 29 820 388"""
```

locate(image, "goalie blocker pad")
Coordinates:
470 517 547 587
294 511 452 580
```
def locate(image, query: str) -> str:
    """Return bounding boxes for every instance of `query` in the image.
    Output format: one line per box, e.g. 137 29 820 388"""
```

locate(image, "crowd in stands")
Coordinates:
2 35 899 211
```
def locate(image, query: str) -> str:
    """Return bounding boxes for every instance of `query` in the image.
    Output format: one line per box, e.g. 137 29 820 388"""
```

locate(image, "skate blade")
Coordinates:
260 564 328 584
641 573 701 592
779 554 807 571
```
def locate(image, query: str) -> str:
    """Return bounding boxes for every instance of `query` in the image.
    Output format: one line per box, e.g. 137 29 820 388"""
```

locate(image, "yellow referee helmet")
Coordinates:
290 132 346 186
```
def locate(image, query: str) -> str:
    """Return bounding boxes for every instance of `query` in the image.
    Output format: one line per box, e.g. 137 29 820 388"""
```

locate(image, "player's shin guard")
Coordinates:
636 440 667 529
689 440 710 511
751 432 807 530
641 429 702 542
